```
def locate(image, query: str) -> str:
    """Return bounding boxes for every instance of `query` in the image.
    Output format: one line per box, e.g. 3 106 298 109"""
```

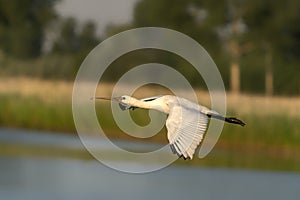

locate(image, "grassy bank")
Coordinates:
0 77 300 171
0 93 74 133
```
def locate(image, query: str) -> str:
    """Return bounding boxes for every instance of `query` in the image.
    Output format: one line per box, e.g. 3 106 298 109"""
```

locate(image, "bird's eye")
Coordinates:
122 97 126 100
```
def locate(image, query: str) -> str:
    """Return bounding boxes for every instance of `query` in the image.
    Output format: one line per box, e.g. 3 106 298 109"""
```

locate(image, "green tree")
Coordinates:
243 0 300 95
51 17 100 74
52 17 79 53
132 0 223 88
75 20 99 70
78 21 99 52
134 0 218 46
131 0 300 95
0 0 59 58
52 18 99 54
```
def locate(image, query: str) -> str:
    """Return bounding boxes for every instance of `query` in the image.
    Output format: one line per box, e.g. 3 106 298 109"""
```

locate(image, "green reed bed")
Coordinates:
0 93 75 133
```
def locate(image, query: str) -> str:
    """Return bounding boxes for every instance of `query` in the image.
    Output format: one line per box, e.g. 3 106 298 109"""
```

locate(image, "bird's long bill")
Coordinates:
92 97 111 101
91 96 121 102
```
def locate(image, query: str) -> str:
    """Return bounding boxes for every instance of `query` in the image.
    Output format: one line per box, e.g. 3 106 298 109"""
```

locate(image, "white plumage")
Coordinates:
164 96 208 159
94 95 245 160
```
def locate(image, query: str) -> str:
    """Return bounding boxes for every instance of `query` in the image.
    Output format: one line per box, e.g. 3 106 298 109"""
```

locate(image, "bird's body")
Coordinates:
94 95 245 159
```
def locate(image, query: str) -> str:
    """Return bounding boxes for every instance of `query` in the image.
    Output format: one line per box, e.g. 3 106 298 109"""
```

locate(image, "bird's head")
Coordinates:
113 95 137 111
117 95 132 105
108 95 133 105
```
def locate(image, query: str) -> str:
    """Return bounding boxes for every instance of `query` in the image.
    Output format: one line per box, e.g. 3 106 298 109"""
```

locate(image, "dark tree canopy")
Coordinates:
130 0 300 95
0 0 59 58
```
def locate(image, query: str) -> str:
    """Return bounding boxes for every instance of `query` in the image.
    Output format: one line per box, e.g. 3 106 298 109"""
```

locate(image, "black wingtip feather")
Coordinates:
225 117 246 127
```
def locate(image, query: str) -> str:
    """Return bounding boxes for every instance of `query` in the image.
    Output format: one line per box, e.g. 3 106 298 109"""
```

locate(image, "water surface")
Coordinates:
0 157 299 200
1 128 300 200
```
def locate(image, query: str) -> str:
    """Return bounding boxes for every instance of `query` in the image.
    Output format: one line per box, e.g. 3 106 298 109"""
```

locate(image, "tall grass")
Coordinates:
1 77 299 139
0 93 74 132
1 77 300 171
1 77 299 117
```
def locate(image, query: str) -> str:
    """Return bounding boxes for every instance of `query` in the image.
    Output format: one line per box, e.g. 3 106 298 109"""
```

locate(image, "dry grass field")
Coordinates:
1 77 299 117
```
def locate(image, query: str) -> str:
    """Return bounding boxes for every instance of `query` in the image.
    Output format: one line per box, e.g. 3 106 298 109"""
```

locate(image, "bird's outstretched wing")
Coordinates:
166 98 208 159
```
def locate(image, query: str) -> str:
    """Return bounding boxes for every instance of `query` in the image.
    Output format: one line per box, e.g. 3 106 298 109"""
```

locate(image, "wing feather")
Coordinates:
166 97 209 159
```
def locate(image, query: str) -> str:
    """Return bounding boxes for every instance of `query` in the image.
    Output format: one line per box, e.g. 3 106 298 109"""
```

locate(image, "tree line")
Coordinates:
128 0 300 95
0 0 299 95
0 0 99 57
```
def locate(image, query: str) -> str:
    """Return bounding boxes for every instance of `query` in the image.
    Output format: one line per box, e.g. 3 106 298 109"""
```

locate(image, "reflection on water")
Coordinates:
0 157 299 200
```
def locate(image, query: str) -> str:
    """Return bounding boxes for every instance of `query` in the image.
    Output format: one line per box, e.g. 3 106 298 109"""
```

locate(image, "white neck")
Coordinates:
130 98 168 113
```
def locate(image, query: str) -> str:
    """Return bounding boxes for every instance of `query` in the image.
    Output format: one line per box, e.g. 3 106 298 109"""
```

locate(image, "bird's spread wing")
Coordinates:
166 99 208 159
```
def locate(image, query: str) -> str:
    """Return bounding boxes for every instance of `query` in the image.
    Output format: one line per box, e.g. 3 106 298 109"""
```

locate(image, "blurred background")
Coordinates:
0 0 300 199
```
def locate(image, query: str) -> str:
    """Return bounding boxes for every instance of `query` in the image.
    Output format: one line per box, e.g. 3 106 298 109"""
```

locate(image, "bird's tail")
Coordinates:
207 113 245 127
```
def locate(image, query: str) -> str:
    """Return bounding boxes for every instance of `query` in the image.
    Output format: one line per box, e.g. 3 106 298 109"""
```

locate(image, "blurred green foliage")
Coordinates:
0 0 300 95
0 0 100 79
0 93 74 132
130 0 300 95
0 0 59 58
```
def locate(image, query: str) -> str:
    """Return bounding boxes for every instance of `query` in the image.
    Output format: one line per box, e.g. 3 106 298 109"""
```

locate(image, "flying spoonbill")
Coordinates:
93 95 245 159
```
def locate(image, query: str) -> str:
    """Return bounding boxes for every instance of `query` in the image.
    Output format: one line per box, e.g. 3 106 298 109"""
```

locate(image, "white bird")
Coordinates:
94 95 245 160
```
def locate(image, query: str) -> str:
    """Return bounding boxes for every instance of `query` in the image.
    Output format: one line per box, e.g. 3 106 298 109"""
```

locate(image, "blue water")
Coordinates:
1 129 300 200
0 157 300 200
